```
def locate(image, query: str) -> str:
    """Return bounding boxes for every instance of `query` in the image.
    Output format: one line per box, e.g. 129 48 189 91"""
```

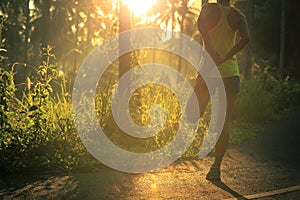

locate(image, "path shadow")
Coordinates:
73 170 139 200
209 180 249 200
0 173 78 199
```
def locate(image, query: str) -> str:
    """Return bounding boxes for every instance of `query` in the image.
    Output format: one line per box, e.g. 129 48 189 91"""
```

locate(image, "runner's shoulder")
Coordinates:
230 7 247 21
229 6 247 26
201 3 218 15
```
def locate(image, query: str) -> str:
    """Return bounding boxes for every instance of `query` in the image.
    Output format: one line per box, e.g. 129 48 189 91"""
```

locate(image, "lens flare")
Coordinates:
123 0 156 16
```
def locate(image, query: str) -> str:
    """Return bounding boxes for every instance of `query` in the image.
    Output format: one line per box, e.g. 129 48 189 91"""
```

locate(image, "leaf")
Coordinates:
29 105 38 111
27 77 31 90
49 64 58 69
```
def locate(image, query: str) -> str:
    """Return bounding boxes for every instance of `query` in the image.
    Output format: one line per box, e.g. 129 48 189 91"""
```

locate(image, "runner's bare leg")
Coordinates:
213 92 237 168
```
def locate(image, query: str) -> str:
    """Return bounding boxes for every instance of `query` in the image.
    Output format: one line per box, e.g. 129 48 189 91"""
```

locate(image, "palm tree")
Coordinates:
153 0 199 81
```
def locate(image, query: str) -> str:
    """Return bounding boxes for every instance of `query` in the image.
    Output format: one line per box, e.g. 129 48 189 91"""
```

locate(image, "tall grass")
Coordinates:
2 52 300 173
234 68 300 123
0 46 89 172
0 47 212 172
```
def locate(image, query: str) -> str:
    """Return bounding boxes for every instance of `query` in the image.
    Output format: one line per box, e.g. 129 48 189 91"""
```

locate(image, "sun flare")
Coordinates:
122 0 156 16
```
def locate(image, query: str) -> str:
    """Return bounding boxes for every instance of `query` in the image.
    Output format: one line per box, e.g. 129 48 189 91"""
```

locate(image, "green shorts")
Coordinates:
196 75 240 94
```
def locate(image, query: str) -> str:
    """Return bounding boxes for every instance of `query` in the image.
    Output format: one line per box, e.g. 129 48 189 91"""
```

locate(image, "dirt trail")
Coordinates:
1 109 300 200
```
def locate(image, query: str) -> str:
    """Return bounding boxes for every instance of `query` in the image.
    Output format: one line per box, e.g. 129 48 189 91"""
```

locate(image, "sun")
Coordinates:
122 0 156 16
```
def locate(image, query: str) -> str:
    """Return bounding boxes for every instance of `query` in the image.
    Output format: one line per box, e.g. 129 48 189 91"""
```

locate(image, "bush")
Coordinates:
234 68 300 123
0 46 96 173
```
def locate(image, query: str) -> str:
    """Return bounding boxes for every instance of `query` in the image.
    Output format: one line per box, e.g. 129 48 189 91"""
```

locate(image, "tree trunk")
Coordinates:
24 0 30 63
41 1 51 49
118 0 131 80
7 0 20 62
178 0 188 82
244 0 254 79
85 2 92 55
74 1 79 71
279 0 286 78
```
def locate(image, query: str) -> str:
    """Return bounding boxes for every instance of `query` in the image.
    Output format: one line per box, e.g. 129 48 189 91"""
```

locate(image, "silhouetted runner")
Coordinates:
196 0 250 181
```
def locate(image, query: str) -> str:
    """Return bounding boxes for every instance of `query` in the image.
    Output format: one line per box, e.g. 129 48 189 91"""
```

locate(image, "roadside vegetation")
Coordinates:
1 44 299 173
1 0 300 173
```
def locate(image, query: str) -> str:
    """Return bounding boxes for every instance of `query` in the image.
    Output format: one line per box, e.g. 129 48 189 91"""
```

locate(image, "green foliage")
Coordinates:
1 0 300 173
234 68 300 123
94 64 211 158
0 50 211 171
0 66 15 138
0 46 93 172
2 53 299 172
1 46 300 173
230 67 300 145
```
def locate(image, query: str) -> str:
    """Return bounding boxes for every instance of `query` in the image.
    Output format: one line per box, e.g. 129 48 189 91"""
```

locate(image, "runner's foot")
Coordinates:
206 166 221 181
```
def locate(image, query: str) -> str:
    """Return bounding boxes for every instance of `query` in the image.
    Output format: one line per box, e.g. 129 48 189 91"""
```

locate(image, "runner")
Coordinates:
197 0 250 181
